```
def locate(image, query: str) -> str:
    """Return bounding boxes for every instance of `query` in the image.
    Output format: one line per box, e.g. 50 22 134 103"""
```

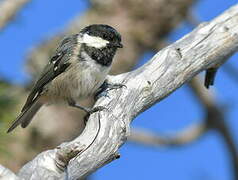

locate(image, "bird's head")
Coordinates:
79 24 123 49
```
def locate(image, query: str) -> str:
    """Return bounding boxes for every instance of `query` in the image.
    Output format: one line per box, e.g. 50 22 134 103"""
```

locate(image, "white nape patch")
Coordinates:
82 33 109 48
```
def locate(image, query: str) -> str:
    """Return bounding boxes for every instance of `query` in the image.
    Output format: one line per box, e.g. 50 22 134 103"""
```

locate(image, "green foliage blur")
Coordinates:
0 79 18 154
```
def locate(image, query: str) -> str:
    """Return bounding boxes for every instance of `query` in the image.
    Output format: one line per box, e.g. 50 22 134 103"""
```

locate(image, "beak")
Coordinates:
115 42 123 48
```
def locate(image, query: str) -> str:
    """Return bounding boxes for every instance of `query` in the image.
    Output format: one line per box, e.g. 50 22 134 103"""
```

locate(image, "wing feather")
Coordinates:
21 35 78 112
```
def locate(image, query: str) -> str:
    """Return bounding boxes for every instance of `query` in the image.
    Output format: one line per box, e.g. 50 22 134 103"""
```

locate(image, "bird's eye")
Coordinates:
103 34 107 39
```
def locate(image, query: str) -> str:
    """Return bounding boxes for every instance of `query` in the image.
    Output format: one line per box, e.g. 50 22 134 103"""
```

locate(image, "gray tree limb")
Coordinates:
0 0 31 31
1 3 238 180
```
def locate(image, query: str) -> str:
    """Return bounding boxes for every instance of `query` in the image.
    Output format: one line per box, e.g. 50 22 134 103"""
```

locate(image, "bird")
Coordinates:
7 24 123 133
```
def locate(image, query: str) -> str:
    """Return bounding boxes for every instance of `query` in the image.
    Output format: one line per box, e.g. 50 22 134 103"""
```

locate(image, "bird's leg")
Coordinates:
68 100 105 114
95 80 126 100
68 100 105 124
68 101 90 113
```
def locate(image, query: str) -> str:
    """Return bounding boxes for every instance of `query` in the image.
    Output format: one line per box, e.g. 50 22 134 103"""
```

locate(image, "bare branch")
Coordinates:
186 11 200 27
0 0 31 30
0 165 18 180
2 3 238 180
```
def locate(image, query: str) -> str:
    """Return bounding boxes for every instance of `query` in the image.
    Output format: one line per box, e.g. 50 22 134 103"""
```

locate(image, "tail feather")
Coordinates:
7 101 42 133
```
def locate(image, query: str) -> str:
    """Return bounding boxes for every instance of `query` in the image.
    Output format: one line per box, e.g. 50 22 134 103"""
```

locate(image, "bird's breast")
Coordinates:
44 59 110 103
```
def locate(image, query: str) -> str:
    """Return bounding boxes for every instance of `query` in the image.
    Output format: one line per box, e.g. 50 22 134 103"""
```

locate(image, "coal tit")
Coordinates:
7 24 123 133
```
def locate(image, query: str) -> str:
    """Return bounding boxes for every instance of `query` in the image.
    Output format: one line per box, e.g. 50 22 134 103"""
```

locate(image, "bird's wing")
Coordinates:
21 34 78 112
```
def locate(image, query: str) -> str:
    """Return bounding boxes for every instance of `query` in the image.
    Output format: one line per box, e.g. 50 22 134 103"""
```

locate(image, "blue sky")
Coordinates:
0 0 237 180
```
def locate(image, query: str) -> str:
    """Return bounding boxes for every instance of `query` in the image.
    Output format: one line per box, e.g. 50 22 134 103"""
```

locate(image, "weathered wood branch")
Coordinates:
1 3 238 180
0 165 18 180
0 0 31 30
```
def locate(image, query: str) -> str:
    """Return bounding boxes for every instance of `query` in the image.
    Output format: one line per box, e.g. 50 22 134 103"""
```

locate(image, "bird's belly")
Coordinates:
44 62 110 104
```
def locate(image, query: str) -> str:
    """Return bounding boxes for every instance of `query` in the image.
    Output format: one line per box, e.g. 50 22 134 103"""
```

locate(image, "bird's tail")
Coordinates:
7 101 42 133
204 68 218 89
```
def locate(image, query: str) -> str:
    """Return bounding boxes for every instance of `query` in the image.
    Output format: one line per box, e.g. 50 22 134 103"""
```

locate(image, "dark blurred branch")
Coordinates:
189 77 238 180
189 77 215 108
186 11 200 27
129 125 207 146
0 0 31 31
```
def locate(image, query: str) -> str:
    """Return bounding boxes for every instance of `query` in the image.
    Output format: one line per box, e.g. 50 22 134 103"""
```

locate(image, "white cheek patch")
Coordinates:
82 34 109 48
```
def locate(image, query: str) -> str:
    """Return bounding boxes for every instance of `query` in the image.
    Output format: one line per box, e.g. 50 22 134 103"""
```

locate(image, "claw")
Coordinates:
88 106 106 114
96 91 110 100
